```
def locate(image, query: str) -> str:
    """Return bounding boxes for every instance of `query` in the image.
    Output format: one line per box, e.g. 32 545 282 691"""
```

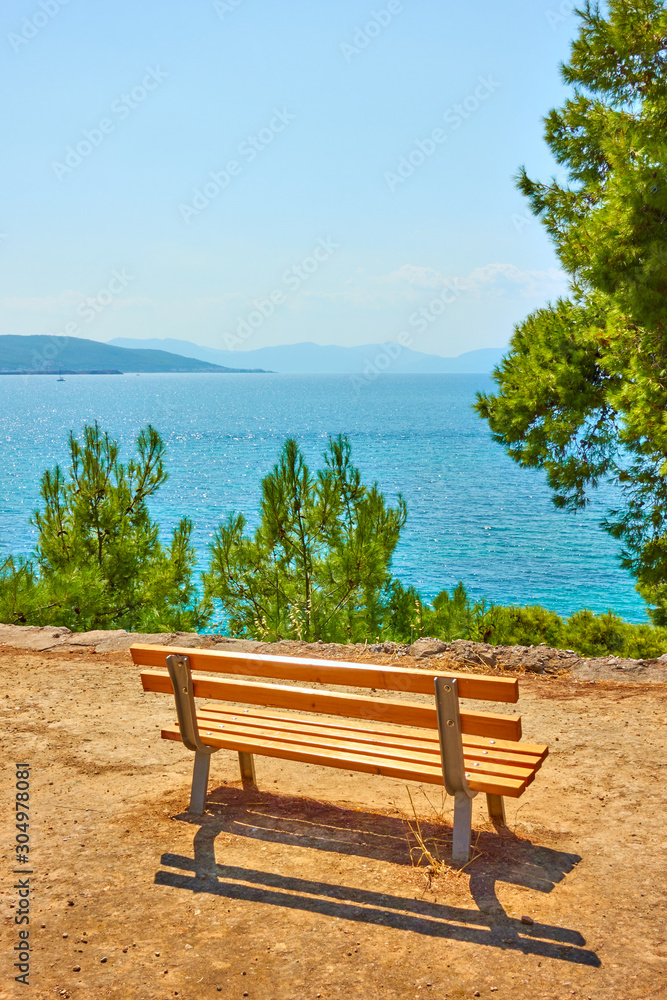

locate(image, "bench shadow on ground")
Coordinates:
155 785 600 967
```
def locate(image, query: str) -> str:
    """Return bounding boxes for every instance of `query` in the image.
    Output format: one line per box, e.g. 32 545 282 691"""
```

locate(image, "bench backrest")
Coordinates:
132 644 522 742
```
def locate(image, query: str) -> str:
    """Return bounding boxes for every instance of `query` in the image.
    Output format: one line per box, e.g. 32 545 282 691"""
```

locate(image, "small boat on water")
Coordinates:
57 376 65 382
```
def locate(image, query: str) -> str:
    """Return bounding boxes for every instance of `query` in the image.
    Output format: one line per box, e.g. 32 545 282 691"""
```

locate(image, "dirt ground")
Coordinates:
1 643 666 1000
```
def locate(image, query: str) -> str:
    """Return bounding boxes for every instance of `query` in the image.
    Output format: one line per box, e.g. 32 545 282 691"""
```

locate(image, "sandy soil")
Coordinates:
1 643 666 1000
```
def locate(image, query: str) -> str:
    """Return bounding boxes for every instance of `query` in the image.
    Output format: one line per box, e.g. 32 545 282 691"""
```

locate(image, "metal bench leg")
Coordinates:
452 791 473 863
189 749 211 814
486 793 506 825
434 676 478 866
166 654 218 814
238 752 257 789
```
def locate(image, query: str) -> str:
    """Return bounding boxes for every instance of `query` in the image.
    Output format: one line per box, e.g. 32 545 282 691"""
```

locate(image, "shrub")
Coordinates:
0 423 209 632
204 435 407 642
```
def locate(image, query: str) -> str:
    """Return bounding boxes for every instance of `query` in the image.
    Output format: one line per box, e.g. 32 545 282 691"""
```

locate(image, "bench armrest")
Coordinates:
166 654 216 756
435 676 476 800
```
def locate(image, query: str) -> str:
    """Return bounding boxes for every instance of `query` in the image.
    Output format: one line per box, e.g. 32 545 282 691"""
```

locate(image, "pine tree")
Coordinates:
203 435 407 641
476 0 667 622
0 423 209 631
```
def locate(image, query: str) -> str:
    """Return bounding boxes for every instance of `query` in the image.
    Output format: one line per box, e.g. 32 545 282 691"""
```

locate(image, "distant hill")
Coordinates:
108 337 507 374
0 336 267 374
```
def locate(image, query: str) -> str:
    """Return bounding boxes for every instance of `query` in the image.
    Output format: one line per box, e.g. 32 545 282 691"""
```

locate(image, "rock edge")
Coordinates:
0 624 665 682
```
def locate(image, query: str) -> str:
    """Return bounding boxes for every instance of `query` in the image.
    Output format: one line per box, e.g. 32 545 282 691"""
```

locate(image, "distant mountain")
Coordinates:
108 338 507 374
0 336 267 374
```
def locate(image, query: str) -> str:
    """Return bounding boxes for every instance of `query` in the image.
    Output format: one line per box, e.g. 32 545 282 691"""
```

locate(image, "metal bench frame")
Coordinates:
165 653 505 863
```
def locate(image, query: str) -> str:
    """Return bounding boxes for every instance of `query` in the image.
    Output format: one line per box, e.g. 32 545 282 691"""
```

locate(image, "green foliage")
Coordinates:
480 604 566 649
561 608 627 656
203 435 407 642
561 608 667 658
0 557 42 626
2 420 664 658
428 582 493 642
379 579 424 642
475 0 667 623
376 581 667 658
0 423 209 632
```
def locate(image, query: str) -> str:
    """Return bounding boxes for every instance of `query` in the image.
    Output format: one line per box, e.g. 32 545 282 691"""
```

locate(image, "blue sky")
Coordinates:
1 0 579 356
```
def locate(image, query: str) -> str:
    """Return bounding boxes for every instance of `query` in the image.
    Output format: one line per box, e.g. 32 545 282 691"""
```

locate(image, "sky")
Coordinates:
1 0 580 357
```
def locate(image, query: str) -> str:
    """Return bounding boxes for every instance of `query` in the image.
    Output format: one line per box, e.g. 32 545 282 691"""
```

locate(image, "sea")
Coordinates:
0 372 647 622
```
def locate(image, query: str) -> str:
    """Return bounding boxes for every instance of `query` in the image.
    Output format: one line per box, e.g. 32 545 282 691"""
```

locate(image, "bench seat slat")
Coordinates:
199 707 548 761
191 716 538 783
160 724 528 797
131 644 519 703
140 670 522 742
196 708 545 771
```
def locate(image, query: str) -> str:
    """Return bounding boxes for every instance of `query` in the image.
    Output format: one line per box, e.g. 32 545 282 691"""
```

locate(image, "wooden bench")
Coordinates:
132 644 548 863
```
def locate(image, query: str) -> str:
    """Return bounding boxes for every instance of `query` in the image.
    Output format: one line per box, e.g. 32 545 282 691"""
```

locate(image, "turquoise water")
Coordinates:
0 372 646 621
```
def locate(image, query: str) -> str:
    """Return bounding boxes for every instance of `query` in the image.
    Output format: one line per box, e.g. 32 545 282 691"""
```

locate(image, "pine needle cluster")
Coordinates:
476 1 667 623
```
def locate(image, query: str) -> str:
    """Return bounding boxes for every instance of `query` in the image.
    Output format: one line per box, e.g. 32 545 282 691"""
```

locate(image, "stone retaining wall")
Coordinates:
1 623 665 682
